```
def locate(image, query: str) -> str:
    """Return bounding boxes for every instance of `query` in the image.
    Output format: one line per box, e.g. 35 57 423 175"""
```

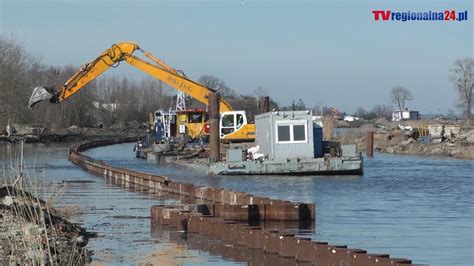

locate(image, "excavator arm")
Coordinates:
29 42 233 112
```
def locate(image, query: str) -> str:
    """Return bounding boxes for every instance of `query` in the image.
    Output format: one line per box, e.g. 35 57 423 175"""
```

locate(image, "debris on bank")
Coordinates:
0 186 92 265
0 122 146 143
336 120 474 159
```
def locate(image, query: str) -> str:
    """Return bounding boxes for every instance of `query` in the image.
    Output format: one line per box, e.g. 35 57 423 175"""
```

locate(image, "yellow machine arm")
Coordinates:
29 42 233 112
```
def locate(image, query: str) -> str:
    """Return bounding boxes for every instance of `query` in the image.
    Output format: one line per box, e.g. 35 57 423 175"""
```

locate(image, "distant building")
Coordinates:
392 110 419 121
343 115 359 122
93 101 118 112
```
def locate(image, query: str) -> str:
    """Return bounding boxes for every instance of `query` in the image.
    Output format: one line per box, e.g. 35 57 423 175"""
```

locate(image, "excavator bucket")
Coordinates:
28 86 54 108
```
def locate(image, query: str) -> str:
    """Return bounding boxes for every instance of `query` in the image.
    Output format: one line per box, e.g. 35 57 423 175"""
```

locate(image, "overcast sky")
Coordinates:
1 0 472 114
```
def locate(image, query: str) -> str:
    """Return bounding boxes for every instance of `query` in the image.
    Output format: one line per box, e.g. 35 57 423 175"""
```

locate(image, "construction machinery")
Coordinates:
29 42 255 142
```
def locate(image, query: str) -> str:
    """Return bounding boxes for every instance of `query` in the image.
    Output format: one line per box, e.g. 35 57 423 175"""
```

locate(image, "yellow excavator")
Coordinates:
28 42 255 142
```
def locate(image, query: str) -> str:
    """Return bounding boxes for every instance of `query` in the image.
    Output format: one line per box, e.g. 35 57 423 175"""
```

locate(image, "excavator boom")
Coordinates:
28 42 255 142
29 42 233 112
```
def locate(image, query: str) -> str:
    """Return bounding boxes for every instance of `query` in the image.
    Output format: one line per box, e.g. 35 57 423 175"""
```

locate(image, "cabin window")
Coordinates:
277 125 291 142
276 120 308 143
188 113 203 123
236 114 244 128
222 114 234 127
293 125 305 141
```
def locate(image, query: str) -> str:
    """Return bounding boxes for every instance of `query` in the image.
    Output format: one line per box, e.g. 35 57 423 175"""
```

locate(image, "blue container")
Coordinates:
313 126 323 158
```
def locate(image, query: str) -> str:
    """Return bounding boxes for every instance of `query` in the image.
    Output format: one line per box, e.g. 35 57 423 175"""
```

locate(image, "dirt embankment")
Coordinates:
374 138 474 159
0 121 147 143
0 186 92 265
336 120 474 160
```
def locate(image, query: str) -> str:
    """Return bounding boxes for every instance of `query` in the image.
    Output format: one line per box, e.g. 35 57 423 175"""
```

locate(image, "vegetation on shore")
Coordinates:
0 164 92 265
1 35 472 161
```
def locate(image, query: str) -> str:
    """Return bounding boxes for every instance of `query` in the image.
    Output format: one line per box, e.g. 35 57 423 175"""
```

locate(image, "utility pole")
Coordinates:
209 93 220 163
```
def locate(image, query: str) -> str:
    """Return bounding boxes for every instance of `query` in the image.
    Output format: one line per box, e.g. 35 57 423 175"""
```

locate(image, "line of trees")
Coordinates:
0 36 277 130
1 35 472 131
0 36 175 130
354 104 394 120
0 36 95 129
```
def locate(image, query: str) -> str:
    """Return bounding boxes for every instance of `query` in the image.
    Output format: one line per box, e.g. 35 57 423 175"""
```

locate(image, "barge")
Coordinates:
147 110 363 176
209 156 363 175
211 110 363 175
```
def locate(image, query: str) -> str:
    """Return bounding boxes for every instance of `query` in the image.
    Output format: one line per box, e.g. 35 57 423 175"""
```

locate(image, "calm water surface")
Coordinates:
1 142 473 265
1 143 237 265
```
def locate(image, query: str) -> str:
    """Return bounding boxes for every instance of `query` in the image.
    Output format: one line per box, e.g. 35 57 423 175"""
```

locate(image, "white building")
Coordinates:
92 101 118 112
392 110 419 121
343 115 359 122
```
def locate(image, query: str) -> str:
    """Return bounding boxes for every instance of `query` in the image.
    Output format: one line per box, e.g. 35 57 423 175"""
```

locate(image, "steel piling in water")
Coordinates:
366 130 374 157
69 137 416 266
278 234 297 258
246 227 263 249
263 229 281 254
295 238 314 262
209 92 220 163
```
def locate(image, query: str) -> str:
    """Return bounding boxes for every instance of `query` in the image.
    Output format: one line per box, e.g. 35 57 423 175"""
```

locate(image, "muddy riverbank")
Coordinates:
335 127 474 160
0 186 92 265
0 123 145 143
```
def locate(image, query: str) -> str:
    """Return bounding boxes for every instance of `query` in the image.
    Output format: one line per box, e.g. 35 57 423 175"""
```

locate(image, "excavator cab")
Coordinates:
219 111 246 139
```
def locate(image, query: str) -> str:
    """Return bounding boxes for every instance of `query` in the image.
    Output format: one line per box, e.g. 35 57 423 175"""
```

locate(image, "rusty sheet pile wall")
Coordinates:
69 138 314 220
69 138 420 266
152 204 419 266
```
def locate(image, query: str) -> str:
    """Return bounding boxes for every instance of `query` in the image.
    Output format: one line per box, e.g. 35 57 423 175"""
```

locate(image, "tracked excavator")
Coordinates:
29 42 255 142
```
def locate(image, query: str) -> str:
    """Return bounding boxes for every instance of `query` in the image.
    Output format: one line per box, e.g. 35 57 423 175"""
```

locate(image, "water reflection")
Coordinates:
2 142 473 265
0 143 240 265
151 224 311 266
85 143 474 266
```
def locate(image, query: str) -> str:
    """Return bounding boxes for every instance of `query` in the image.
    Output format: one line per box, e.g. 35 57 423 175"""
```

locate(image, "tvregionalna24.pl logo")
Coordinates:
372 10 468 22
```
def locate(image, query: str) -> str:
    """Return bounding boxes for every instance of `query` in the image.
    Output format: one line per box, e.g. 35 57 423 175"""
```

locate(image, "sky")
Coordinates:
1 0 473 114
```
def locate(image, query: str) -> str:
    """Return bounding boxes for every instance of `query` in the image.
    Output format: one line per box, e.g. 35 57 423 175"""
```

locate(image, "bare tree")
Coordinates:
354 107 367 118
371 104 393 119
0 36 39 125
229 95 259 118
295 99 307 110
451 58 473 123
198 74 237 98
444 109 458 120
390 87 412 114
253 86 268 98
138 77 172 117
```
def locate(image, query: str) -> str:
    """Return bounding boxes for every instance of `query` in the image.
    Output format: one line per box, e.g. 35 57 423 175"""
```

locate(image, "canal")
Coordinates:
1 142 473 265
